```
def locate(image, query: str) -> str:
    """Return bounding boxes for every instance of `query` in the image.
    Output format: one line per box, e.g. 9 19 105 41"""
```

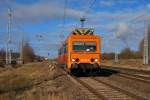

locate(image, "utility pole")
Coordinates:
143 20 149 65
114 32 119 63
8 8 12 64
5 8 12 64
19 35 23 64
80 17 86 28
5 44 8 64
115 50 118 63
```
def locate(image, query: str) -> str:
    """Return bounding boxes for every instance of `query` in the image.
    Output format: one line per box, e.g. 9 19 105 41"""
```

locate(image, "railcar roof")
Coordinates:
59 28 100 48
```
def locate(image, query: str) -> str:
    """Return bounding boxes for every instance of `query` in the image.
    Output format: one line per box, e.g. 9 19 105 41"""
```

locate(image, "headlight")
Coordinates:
72 59 75 62
94 59 98 62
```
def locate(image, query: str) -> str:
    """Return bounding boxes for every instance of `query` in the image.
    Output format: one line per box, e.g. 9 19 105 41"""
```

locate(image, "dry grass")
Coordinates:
0 61 87 100
102 59 150 71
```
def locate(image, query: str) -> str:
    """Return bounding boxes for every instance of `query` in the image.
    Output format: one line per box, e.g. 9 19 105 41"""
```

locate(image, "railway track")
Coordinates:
76 77 146 100
117 72 150 84
101 68 150 84
68 73 147 100
102 66 150 77
66 75 100 100
62 65 150 100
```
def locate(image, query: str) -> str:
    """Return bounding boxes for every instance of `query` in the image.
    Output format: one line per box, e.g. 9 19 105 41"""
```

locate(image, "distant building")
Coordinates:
45 57 48 60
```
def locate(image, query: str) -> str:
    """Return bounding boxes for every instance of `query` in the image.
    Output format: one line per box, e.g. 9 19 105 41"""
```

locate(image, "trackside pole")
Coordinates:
115 51 118 63
5 44 8 64
143 20 149 65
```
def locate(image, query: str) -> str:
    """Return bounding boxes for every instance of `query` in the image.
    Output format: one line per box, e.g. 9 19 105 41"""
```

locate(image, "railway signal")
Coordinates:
48 53 50 56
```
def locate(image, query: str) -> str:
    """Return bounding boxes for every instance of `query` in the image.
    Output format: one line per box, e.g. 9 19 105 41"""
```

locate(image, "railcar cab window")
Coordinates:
73 41 96 52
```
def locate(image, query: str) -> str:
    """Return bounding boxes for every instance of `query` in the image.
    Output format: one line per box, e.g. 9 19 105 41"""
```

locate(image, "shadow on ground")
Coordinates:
74 68 119 77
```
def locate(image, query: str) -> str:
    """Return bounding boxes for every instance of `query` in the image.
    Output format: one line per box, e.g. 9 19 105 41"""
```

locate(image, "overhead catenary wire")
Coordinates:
122 0 149 65
60 0 68 40
85 0 97 15
100 1 149 52
75 0 97 28
103 3 146 47
79 0 97 18
126 0 149 24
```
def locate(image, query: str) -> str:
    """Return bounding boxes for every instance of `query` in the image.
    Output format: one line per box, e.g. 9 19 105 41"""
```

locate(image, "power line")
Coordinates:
60 0 68 39
75 0 97 28
86 0 97 14
62 0 68 29
127 0 149 23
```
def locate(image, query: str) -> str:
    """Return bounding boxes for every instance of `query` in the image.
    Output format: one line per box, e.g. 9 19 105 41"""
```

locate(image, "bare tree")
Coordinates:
23 43 35 63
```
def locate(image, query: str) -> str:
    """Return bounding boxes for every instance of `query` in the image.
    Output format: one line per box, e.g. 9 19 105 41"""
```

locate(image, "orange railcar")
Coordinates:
58 28 101 73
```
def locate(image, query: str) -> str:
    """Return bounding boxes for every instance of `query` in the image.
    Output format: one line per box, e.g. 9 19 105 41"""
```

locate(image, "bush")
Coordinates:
119 48 141 59
11 60 17 65
0 60 4 67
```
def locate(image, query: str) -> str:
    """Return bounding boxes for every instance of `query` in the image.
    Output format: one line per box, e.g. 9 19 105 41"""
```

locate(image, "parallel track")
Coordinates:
61 65 149 100
93 77 147 100
118 72 150 84
102 68 150 84
67 72 148 99
102 66 150 77
77 77 143 100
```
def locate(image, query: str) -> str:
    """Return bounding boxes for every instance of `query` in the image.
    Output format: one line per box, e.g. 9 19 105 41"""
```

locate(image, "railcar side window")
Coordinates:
66 44 68 53
64 44 68 53
63 44 67 54
59 43 68 55
58 49 61 55
61 47 63 55
73 41 96 52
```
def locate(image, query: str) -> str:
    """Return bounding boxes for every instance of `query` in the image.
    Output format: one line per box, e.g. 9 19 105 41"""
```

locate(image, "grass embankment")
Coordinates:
0 61 87 100
0 62 51 92
0 62 56 99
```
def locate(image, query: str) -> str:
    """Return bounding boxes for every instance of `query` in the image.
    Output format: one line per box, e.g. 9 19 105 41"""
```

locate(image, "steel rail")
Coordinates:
101 66 150 84
93 77 147 100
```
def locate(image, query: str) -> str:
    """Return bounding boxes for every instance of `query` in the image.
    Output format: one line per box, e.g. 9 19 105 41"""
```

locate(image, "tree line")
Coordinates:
102 26 150 60
0 42 44 66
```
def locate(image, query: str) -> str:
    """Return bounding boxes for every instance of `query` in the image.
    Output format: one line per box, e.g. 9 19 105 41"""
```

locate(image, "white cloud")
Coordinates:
0 0 148 54
99 0 137 7
15 3 84 22
100 1 115 6
0 0 86 24
85 8 148 52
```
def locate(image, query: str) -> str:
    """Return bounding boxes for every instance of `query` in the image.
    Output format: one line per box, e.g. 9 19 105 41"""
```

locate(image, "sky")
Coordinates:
0 0 150 58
